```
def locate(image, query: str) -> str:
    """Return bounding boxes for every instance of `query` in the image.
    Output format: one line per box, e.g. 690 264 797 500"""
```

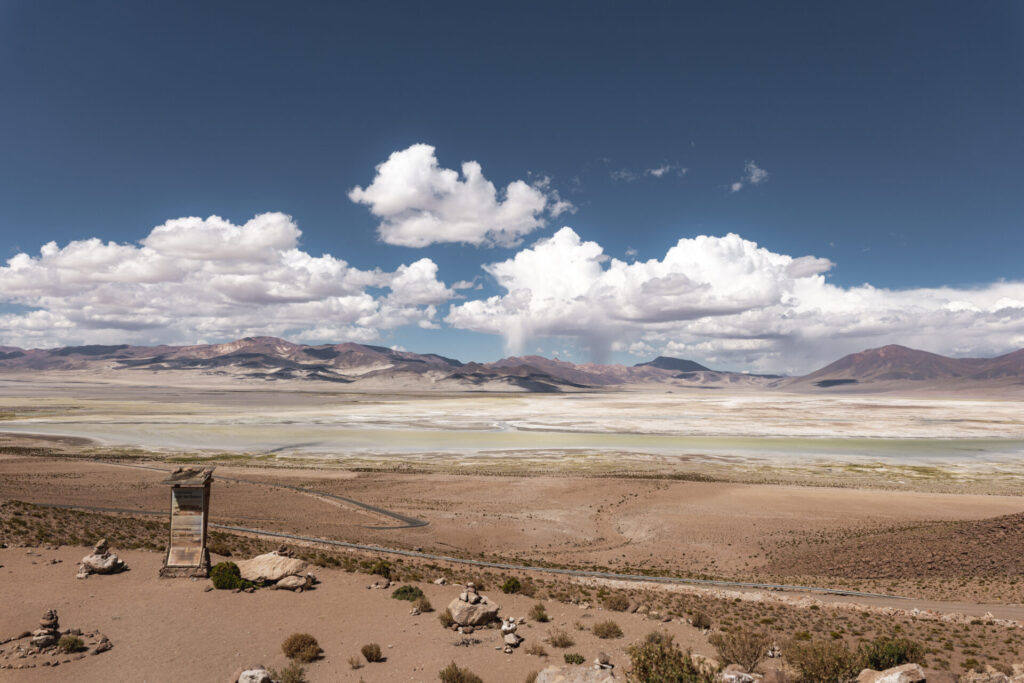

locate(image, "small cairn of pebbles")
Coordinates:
0 610 112 670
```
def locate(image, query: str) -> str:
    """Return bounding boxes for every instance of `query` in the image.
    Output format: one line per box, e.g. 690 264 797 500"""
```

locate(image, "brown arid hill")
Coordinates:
0 336 776 392
784 344 1024 392
764 511 1024 580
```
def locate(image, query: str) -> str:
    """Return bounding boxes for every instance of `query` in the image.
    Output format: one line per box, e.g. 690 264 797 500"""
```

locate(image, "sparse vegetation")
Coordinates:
370 560 393 579
709 628 771 673
692 611 712 630
603 593 631 611
361 642 384 663
627 631 716 683
281 633 322 663
57 634 85 653
270 662 307 683
592 619 624 639
529 602 549 623
785 637 861 683
548 629 575 648
414 595 434 612
392 584 425 601
438 661 484 683
859 636 925 671
348 654 363 669
439 608 455 627
525 642 548 657
563 652 585 665
525 672 539 683
210 561 255 590
501 576 522 594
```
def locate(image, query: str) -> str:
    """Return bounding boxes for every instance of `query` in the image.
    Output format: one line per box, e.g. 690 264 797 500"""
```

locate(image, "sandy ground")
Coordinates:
2 455 1022 581
0 547 717 682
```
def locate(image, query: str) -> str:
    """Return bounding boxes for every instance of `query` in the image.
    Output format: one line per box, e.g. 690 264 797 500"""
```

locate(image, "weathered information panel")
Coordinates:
168 487 205 566
159 467 213 578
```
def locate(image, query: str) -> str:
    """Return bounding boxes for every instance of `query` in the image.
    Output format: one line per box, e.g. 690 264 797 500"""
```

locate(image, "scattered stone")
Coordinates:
503 633 523 648
76 539 127 579
719 664 757 683
274 574 313 591
595 652 613 669
434 578 447 585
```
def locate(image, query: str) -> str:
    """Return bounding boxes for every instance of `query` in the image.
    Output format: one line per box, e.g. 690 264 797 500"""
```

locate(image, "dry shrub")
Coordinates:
414 595 434 612
785 638 861 683
709 628 771 673
361 642 384 663
270 662 306 683
525 642 548 657
548 629 575 648
281 633 322 662
57 635 85 653
603 593 631 611
628 631 715 683
529 603 549 623
439 608 455 627
438 661 483 683
592 620 624 639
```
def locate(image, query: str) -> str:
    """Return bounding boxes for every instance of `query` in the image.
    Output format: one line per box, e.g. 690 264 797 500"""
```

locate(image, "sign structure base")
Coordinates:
159 548 211 578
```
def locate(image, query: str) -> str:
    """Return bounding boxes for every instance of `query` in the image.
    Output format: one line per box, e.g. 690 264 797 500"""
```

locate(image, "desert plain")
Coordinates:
2 377 1024 681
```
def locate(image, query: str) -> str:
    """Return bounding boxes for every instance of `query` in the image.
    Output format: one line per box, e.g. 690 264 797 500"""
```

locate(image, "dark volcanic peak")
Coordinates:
796 344 1024 387
635 356 711 373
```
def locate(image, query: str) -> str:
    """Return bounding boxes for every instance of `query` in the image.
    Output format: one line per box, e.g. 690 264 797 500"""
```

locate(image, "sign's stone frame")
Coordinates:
158 466 214 578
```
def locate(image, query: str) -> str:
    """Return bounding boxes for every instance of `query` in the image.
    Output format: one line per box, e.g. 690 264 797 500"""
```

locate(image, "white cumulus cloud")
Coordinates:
0 213 454 348
349 144 569 247
446 227 1024 373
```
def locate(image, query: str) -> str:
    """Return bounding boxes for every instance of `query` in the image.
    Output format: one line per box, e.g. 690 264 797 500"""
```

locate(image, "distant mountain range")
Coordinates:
0 338 1021 393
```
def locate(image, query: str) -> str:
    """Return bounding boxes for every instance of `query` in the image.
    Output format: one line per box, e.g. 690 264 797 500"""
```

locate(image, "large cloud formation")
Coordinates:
0 213 453 348
349 143 571 247
446 228 1024 373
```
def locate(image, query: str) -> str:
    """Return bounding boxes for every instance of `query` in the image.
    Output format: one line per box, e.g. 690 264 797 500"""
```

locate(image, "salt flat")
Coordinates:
2 384 1023 476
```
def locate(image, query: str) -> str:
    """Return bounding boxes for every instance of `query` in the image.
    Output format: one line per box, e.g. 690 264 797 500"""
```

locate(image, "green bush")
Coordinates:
785 638 861 683
628 632 716 683
392 584 425 601
281 633 323 662
592 620 624 639
438 661 483 683
564 653 585 665
529 602 549 623
57 634 85 653
210 561 255 590
859 636 925 671
370 560 392 579
361 642 384 662
709 629 771 673
501 576 523 594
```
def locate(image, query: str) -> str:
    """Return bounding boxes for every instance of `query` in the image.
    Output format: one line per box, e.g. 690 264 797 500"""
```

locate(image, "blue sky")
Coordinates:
1 1 1022 373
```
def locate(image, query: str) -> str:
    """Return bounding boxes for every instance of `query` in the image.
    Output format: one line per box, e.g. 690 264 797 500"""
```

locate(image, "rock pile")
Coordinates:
30 610 60 649
500 616 522 652
0 610 112 670
447 583 500 627
76 539 127 579
854 663 1024 683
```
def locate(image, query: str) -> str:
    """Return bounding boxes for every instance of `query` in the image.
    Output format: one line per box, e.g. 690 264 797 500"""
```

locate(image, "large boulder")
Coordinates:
275 574 314 591
447 583 500 626
857 664 926 683
535 666 617 682
237 669 275 683
235 550 308 584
